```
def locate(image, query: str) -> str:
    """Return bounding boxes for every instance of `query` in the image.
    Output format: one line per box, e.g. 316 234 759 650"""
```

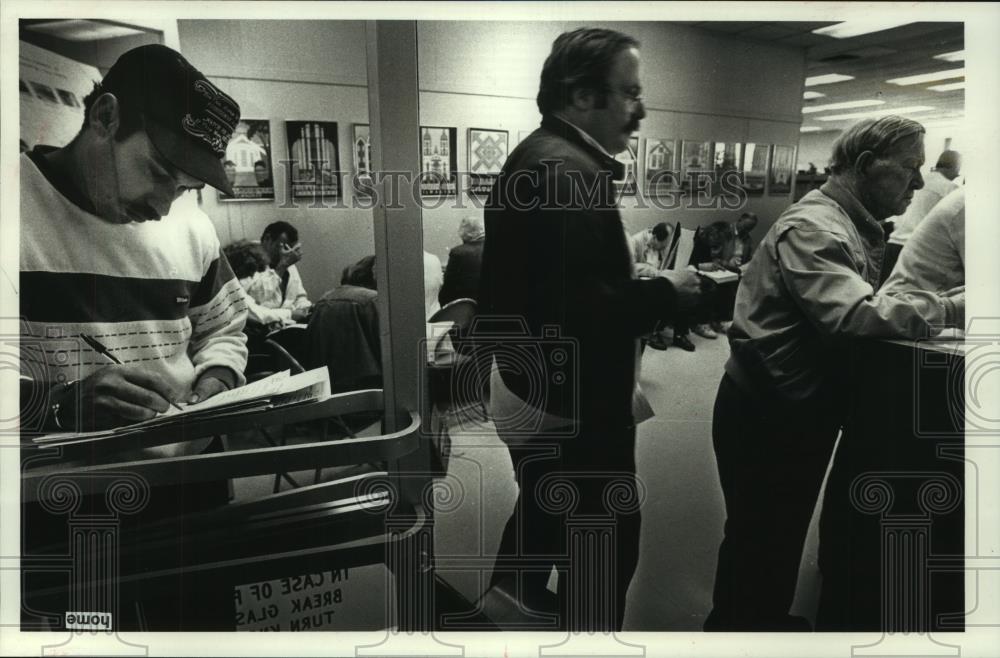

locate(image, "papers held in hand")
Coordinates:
696 269 739 284
34 367 332 445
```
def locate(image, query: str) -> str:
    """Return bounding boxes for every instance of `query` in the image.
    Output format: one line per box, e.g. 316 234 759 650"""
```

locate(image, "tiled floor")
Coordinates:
433 332 829 631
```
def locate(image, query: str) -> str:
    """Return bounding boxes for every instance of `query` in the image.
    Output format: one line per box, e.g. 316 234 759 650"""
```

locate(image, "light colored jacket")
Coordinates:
727 179 960 403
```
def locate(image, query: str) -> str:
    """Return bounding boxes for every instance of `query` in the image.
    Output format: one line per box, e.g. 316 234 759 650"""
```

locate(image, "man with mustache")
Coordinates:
705 116 964 631
480 27 701 631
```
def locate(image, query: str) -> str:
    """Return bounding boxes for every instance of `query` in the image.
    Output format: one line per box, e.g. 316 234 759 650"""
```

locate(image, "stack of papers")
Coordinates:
34 367 331 446
698 269 739 284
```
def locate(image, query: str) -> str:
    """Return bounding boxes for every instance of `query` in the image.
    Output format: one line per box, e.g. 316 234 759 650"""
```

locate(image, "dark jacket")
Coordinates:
304 284 381 393
479 115 679 427
439 238 484 305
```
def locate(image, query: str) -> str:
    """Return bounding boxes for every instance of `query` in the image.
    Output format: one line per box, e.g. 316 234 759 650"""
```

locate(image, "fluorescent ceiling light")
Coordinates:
887 68 965 86
805 73 855 87
803 91 826 100
800 126 824 133
803 99 884 114
934 50 965 62
813 20 915 39
25 19 147 41
816 106 936 121
927 81 965 92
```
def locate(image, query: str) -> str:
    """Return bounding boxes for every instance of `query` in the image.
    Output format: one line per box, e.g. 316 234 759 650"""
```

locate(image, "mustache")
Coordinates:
625 118 641 133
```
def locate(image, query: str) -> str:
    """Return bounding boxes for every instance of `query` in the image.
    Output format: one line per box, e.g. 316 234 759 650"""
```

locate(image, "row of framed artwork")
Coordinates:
615 137 797 197
219 119 506 201
219 118 796 201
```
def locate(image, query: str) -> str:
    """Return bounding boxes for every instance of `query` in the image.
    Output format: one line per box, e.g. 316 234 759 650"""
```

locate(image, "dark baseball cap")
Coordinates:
100 44 240 196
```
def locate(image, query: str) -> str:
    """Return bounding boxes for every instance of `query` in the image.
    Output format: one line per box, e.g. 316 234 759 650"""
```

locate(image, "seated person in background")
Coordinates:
439 215 486 305
630 222 673 349
676 222 731 343
425 250 444 317
245 220 312 327
305 255 382 393
630 221 672 277
880 187 965 316
721 212 758 271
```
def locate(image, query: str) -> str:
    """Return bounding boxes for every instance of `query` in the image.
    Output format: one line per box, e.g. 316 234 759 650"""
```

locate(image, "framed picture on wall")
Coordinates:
712 141 743 199
680 140 712 193
712 142 743 174
468 128 508 195
643 137 678 196
615 136 640 196
220 119 274 201
286 121 340 200
740 142 769 196
352 123 374 199
769 144 796 196
419 126 458 197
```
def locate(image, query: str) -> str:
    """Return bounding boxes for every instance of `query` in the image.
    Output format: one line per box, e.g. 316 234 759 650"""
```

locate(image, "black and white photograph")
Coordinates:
220 118 275 200
352 122 373 199
740 141 770 195
419 125 458 196
286 120 341 200
3 3 998 658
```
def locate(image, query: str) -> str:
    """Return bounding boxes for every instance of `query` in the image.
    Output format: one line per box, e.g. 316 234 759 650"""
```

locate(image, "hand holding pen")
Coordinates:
80 334 184 412
47 334 182 431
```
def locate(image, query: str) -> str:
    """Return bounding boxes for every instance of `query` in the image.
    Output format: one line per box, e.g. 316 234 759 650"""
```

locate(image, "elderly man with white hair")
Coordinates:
439 215 486 306
705 115 965 632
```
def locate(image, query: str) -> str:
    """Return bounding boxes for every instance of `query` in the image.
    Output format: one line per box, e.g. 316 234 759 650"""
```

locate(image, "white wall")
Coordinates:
416 21 807 262
179 20 373 299
177 20 807 297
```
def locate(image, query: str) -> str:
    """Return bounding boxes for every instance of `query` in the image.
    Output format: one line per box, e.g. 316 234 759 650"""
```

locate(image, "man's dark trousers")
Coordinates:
705 374 841 631
491 422 640 632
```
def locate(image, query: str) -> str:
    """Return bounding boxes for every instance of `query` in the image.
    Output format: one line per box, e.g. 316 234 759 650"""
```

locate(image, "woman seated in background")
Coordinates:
439 216 486 306
223 239 275 350
224 238 309 333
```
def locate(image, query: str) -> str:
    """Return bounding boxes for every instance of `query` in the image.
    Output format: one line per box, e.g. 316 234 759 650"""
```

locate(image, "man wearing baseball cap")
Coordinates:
20 44 248 629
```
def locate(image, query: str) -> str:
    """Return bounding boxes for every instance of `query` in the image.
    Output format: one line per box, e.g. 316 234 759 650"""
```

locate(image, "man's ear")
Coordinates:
569 85 595 111
853 150 876 175
88 93 121 140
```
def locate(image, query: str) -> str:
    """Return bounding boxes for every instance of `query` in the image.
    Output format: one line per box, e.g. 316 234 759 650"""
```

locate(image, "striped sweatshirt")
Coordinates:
20 150 248 452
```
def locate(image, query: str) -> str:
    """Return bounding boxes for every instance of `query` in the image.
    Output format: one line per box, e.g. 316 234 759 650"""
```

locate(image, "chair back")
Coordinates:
670 227 697 271
428 298 477 332
21 390 437 631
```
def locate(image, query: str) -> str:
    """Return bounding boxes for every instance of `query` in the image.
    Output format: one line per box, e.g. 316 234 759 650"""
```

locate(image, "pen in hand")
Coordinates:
79 333 184 412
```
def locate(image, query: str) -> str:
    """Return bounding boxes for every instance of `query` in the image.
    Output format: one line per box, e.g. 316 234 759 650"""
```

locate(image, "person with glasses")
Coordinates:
480 27 702 631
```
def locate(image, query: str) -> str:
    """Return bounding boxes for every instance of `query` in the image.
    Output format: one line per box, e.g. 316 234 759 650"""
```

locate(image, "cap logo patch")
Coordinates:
182 79 239 157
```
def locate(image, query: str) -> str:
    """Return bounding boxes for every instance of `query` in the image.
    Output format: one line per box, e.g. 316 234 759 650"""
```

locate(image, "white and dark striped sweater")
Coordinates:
20 150 248 452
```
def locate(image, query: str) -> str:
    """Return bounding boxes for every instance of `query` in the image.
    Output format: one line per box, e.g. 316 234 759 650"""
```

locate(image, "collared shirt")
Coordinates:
726 178 958 403
552 112 615 160
239 263 310 328
629 228 667 276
